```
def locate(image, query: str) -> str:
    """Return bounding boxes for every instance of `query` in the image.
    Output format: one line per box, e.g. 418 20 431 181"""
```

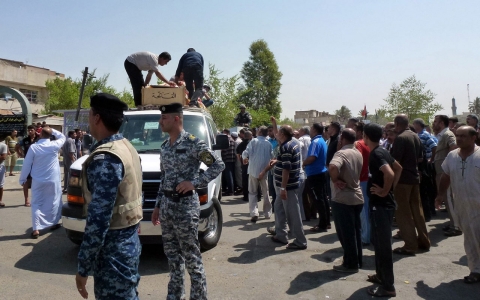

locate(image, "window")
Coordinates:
19 89 38 102
118 114 208 153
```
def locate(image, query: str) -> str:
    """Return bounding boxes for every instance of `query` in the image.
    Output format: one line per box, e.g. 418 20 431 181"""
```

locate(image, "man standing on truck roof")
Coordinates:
152 103 225 300
175 48 204 104
75 93 143 300
125 51 176 110
234 104 253 127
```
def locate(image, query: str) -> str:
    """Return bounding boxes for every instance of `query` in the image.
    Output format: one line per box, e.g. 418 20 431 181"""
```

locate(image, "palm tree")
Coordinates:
469 97 480 115
334 105 352 123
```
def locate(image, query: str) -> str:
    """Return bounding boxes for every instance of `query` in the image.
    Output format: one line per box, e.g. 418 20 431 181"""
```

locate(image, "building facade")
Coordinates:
294 110 333 126
0 58 64 114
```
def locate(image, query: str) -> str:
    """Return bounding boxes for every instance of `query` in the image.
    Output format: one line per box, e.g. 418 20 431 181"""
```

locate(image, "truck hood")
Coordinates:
69 153 205 172
70 153 160 172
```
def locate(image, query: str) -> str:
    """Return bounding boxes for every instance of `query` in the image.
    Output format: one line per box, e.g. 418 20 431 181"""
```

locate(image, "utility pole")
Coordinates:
75 67 88 122
467 84 471 108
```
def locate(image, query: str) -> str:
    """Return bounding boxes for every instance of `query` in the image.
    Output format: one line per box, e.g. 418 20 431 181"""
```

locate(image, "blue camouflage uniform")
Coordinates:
155 130 224 300
78 134 141 300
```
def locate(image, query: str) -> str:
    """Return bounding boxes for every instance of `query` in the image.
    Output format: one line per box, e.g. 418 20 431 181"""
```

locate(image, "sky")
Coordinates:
2 0 479 119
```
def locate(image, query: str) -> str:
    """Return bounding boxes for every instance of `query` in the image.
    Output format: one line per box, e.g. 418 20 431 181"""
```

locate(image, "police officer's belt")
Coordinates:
163 190 195 201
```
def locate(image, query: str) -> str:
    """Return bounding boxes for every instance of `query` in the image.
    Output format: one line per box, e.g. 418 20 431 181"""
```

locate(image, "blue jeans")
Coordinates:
222 162 235 194
202 99 214 107
360 181 371 244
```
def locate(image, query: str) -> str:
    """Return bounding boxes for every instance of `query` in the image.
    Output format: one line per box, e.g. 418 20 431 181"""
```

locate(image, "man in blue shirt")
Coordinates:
413 118 438 221
175 48 204 104
303 123 330 232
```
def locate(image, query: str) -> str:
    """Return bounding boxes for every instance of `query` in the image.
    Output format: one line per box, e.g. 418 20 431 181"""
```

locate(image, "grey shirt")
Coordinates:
62 137 77 166
126 51 160 72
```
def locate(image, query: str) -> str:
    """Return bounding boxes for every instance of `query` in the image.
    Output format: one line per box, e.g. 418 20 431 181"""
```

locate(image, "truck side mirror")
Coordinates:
82 134 94 151
212 134 229 150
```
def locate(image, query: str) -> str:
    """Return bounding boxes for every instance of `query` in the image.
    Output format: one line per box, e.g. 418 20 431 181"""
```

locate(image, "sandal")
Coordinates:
0 201 5 207
393 247 416 256
367 286 396 297
31 231 39 239
367 274 383 284
464 273 480 284
286 243 307 250
24 202 31 207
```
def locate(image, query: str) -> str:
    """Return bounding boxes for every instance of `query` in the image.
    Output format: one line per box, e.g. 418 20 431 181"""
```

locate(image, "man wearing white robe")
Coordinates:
436 125 480 284
19 127 65 238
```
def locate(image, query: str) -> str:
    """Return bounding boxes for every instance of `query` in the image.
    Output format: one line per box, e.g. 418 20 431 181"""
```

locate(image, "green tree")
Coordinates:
237 39 282 117
204 64 240 130
382 75 442 121
468 97 480 114
44 69 135 113
333 105 352 123
249 108 272 128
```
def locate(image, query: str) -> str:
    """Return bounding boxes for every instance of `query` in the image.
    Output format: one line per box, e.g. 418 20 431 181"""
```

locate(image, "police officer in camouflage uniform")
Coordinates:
151 103 224 300
76 93 143 300
234 104 252 127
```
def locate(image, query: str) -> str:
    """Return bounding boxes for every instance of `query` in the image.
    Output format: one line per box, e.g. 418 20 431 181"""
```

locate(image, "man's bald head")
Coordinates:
341 128 356 144
41 126 52 139
244 131 252 139
455 125 478 149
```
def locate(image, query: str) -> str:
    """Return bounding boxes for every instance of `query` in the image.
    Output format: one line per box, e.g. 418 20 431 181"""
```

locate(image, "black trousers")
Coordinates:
241 164 249 201
332 201 363 269
371 206 395 292
419 174 435 221
124 59 144 106
183 65 203 100
306 172 330 228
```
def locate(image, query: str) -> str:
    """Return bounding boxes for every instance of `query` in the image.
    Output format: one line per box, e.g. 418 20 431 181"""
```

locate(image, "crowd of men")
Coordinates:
221 113 480 297
0 124 87 208
1 103 479 298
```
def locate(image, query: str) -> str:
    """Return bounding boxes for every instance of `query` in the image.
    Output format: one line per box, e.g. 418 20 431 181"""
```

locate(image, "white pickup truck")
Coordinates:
61 107 228 250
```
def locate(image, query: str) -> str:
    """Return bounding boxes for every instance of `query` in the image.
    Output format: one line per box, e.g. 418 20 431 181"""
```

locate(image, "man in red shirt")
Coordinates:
355 122 371 245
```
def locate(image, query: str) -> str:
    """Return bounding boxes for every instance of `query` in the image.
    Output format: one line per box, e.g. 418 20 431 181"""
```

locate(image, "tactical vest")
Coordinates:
82 139 143 230
237 112 250 124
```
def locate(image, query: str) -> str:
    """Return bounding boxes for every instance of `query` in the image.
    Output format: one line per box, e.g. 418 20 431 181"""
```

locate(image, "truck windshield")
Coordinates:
118 114 208 153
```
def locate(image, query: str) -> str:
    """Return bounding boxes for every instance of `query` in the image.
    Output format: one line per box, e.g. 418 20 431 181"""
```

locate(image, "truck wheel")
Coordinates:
199 197 222 251
65 229 83 246
218 186 222 202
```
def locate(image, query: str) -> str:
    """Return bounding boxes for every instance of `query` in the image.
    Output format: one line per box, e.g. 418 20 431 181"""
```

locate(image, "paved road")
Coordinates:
0 174 477 299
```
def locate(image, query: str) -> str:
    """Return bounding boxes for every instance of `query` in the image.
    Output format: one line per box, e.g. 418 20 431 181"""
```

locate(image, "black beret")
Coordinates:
90 93 128 114
159 103 183 114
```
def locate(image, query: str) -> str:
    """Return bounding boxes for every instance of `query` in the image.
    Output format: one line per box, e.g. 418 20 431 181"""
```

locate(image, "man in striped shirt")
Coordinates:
263 124 307 250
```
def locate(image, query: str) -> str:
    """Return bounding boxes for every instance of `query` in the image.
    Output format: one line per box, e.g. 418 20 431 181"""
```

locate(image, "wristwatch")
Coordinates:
280 188 286 191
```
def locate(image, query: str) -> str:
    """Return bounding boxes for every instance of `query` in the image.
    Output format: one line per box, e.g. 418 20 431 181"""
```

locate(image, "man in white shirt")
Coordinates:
19 127 66 238
435 126 480 284
298 126 311 162
124 51 175 109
